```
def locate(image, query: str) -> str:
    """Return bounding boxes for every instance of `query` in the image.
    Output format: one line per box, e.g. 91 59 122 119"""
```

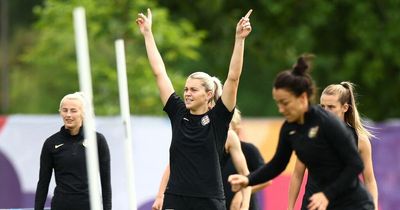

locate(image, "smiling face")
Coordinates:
272 88 308 123
184 78 213 114
320 93 348 121
59 98 83 134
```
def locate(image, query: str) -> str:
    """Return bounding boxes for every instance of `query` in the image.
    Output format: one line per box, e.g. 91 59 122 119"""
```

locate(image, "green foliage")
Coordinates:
158 0 400 121
6 0 400 120
9 0 205 115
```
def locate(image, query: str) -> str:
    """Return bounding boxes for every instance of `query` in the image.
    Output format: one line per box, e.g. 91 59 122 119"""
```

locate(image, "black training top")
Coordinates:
303 126 358 198
35 126 111 210
163 92 233 199
300 126 373 210
222 141 265 210
248 105 373 208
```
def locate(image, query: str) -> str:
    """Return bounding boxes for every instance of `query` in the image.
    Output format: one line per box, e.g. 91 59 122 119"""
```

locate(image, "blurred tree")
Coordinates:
7 0 400 120
1 0 41 113
9 0 205 115
8 0 43 29
159 0 400 121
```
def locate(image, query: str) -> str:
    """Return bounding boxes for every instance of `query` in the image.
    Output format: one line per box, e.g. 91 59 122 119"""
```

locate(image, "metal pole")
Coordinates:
73 7 102 210
115 39 137 210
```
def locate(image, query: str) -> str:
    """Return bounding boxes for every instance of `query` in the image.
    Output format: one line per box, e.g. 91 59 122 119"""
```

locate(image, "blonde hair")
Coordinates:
188 72 223 107
59 92 86 116
231 108 242 133
321 82 373 139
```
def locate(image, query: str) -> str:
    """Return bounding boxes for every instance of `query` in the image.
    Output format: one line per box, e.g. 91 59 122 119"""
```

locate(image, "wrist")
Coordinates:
143 29 153 36
235 36 246 41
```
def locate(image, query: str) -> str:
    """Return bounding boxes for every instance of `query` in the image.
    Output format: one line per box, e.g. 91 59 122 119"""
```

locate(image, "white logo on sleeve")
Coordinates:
55 143 64 149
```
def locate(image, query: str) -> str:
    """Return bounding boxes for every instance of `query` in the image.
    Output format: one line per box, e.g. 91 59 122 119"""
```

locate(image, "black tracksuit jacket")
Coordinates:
35 126 111 210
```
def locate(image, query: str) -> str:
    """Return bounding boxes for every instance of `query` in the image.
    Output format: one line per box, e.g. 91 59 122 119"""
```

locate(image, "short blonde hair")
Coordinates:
59 92 86 115
188 72 223 107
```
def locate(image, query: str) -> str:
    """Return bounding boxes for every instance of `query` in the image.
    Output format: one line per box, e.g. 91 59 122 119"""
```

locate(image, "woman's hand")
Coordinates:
136 8 152 35
235 9 253 39
307 192 329 210
151 195 163 210
228 174 249 192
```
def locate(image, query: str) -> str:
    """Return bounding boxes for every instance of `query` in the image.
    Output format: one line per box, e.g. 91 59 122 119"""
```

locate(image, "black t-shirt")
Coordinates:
221 141 264 210
35 126 111 210
163 92 233 199
248 105 373 209
301 125 360 209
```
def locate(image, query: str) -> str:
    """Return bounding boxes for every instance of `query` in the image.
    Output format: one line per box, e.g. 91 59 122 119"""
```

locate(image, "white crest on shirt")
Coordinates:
308 126 319 139
201 115 210 126
289 130 296 135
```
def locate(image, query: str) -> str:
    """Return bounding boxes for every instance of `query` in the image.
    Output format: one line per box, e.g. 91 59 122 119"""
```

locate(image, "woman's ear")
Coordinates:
206 90 213 101
342 103 349 113
300 92 308 104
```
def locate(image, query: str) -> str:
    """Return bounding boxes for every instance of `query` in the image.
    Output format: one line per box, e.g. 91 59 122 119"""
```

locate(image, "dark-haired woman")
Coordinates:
229 56 374 210
287 82 378 210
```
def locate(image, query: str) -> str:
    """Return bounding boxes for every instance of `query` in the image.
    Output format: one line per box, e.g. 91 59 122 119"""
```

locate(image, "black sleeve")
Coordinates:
35 139 53 210
163 92 185 119
97 133 112 210
247 125 292 186
213 98 234 126
212 98 234 152
322 116 364 200
243 143 265 172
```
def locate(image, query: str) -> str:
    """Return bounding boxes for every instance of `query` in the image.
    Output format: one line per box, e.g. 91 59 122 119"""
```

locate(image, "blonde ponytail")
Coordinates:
322 82 374 139
188 72 222 107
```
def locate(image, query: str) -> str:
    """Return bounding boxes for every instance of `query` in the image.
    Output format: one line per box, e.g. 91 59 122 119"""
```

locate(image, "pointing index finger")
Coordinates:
244 9 253 19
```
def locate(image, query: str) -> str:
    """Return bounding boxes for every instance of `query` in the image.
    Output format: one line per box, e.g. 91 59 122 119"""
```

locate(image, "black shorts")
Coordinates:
163 193 225 210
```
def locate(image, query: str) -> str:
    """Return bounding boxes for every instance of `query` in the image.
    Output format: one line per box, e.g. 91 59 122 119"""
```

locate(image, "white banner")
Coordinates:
0 115 172 209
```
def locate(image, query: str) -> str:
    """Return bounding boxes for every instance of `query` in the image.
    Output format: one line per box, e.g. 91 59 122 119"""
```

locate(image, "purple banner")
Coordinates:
0 117 399 209
371 121 400 210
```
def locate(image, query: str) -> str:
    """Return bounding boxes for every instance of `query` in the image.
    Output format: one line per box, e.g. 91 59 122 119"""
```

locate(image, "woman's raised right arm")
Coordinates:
136 8 174 105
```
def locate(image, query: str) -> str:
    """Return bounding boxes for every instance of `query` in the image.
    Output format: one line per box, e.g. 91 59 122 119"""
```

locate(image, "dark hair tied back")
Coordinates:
292 57 308 76
274 53 316 102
